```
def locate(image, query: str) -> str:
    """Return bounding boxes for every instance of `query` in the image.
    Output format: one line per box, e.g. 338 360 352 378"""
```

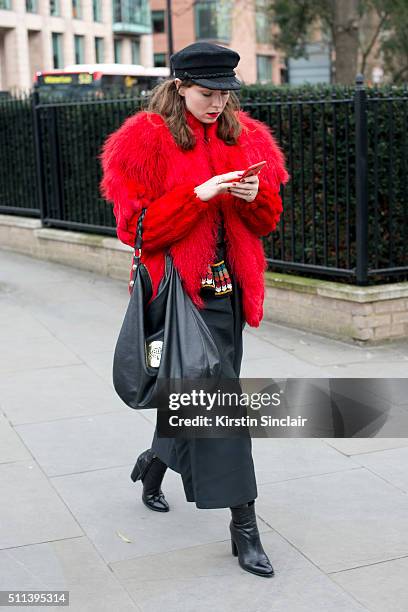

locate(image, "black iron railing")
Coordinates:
0 80 407 285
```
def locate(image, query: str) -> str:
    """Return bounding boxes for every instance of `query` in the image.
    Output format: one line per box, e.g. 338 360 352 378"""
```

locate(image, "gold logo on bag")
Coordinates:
145 340 163 368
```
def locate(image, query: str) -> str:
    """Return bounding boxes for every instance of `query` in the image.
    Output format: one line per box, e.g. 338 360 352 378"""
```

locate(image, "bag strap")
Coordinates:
130 207 153 300
133 207 147 265
133 207 171 264
131 207 171 297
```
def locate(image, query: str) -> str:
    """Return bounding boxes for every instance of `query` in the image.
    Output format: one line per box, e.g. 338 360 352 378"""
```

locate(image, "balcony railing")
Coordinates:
112 0 152 35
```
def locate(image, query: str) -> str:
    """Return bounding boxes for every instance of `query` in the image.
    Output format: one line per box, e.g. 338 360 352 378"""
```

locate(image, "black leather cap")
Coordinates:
170 42 242 90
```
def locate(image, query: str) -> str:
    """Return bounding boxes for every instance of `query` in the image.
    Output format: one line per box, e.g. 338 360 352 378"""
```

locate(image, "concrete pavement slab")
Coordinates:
78 349 117 383
242 331 289 360
0 412 31 463
240 356 338 378
251 438 356 485
15 411 154 477
0 297 52 341
22 298 123 355
50 465 270 565
330 361 408 377
350 445 408 493
0 334 81 375
110 531 368 612
331 556 408 612
11 278 106 307
139 408 158 425
1 252 81 286
0 536 140 612
248 322 408 367
256 468 408 573
0 461 83 549
323 438 408 455
0 363 126 425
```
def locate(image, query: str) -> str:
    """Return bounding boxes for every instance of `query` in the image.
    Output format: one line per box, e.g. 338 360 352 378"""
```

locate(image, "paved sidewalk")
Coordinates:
1 249 408 612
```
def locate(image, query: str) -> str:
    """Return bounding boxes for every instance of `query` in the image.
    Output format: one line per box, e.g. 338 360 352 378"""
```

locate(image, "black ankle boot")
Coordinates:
230 501 274 577
130 449 169 512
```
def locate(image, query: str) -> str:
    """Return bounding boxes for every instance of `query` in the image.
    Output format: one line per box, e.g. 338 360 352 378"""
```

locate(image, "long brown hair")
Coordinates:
143 78 243 150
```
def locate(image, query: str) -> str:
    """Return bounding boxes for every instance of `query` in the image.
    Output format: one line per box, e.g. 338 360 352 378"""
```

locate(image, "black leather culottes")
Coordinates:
150 274 258 509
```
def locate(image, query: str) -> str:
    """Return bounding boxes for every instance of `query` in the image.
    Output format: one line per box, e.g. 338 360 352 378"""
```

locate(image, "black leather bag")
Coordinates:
112 208 221 409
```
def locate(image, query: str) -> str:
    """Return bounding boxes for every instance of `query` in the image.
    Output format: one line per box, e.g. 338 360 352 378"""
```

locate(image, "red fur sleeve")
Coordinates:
99 111 207 250
232 111 289 236
121 182 208 251
233 177 283 236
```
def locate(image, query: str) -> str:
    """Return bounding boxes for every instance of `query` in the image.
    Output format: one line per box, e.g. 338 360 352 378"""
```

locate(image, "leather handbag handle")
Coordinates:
134 207 147 263
130 206 170 305
129 208 152 304
133 206 170 265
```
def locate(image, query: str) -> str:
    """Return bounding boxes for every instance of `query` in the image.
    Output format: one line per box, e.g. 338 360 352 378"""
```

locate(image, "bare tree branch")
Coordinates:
360 10 388 74
392 63 408 82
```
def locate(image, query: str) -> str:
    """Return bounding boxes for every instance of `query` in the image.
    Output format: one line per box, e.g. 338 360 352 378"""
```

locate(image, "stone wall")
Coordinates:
264 273 408 343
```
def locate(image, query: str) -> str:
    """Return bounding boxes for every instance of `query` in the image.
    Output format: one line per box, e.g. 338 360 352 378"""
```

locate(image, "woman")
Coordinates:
100 42 288 578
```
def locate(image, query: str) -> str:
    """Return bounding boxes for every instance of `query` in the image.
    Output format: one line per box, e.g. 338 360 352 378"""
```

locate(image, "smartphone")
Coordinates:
224 161 267 183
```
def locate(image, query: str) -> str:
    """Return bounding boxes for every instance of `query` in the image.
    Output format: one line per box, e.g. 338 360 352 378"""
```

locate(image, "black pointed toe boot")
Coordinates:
130 449 170 512
230 501 274 577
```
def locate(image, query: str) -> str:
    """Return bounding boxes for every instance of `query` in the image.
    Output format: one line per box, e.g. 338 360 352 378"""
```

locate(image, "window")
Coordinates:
112 0 150 27
52 32 63 68
131 39 140 64
256 54 273 83
95 37 104 63
255 0 273 44
195 1 231 42
152 10 165 33
72 0 81 19
280 59 289 84
93 0 102 22
26 0 37 12
74 35 85 64
154 53 167 67
50 0 59 16
114 38 122 63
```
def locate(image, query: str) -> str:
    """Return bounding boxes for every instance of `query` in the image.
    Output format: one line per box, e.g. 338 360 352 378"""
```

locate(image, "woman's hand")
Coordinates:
194 171 244 202
227 174 259 202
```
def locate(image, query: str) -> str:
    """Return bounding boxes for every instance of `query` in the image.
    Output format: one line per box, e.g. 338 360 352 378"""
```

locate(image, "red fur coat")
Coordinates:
100 108 289 327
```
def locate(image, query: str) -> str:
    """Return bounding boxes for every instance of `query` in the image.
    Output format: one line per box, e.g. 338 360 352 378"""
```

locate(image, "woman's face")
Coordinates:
175 79 230 123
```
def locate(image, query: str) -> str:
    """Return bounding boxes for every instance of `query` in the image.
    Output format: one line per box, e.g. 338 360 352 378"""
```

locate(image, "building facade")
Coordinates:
287 12 388 86
0 0 154 91
0 0 288 92
150 0 285 85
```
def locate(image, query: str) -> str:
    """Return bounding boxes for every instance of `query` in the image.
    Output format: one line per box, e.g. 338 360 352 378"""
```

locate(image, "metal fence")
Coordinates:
0 80 407 285
0 93 39 217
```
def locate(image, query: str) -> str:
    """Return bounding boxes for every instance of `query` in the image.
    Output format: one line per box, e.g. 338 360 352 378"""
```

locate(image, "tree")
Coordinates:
380 0 408 83
269 0 408 84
